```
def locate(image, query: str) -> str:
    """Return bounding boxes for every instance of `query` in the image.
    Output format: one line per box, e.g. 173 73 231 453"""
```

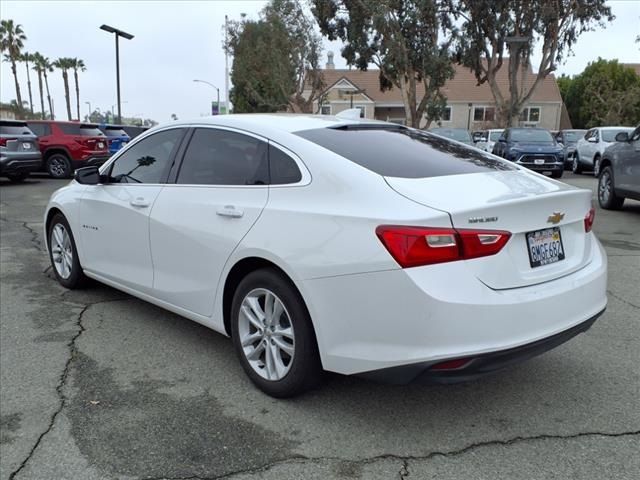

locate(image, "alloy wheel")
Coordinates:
238 288 295 381
599 170 611 204
49 157 68 178
51 223 73 279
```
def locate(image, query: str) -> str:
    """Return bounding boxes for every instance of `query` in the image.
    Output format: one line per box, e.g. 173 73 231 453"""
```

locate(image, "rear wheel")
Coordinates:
598 166 624 210
572 154 583 174
231 268 321 397
46 153 72 179
48 213 87 289
6 173 28 183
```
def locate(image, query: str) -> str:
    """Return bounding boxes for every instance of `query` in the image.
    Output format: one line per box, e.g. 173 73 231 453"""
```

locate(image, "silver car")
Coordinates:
597 125 640 209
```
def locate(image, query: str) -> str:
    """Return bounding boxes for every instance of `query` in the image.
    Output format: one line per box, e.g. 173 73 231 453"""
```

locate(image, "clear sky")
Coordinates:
1 0 638 123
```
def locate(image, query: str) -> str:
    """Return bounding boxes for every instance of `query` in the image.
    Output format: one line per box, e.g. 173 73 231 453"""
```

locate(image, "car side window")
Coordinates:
177 128 268 186
269 145 302 184
27 123 50 136
630 128 640 142
108 129 184 184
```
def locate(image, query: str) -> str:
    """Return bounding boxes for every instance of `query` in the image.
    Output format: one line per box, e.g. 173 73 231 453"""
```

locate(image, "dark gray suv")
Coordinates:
0 120 43 182
598 125 640 210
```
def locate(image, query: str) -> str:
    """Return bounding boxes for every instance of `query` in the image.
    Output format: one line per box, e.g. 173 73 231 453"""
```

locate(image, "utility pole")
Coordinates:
100 24 134 125
224 14 230 114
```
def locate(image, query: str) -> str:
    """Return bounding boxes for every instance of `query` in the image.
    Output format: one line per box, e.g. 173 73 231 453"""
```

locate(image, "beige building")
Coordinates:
309 54 566 131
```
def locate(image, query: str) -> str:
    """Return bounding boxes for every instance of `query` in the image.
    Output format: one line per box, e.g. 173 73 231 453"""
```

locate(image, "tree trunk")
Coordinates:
44 70 54 120
25 59 34 115
10 59 23 110
62 70 72 121
37 68 45 119
74 70 80 121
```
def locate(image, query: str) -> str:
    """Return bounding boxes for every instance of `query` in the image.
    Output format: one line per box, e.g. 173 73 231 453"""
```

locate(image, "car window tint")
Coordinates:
269 145 302 184
109 129 183 184
631 128 640 142
0 124 34 135
27 123 50 136
295 126 515 178
177 128 268 185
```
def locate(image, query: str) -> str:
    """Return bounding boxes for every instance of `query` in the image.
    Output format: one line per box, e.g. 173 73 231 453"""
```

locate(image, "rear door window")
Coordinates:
295 126 514 178
27 123 51 136
269 145 302 184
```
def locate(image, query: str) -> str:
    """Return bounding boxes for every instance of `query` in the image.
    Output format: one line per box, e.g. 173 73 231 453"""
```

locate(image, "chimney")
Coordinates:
326 51 335 70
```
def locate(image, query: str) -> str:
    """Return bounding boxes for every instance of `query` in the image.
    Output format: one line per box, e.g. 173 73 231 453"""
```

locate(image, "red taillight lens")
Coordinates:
376 225 511 268
584 207 595 233
0 137 16 146
430 358 472 371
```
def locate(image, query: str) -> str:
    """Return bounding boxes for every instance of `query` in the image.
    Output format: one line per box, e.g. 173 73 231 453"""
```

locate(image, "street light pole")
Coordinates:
85 101 91 120
193 79 220 115
100 24 134 125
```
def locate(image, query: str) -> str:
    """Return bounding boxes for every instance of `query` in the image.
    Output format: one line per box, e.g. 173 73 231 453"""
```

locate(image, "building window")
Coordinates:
320 105 331 115
474 106 495 122
356 106 365 118
441 106 451 122
519 107 541 123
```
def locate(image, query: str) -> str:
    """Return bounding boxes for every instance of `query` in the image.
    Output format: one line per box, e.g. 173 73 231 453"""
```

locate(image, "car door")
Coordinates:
149 127 270 317
617 127 640 196
78 128 186 292
577 129 592 161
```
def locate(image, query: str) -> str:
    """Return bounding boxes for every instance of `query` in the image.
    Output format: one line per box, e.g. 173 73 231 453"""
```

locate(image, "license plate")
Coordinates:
22 142 31 149
534 158 545 165
526 227 565 268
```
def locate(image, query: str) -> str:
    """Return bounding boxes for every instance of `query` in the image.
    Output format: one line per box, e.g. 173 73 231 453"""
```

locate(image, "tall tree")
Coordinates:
20 51 35 115
455 0 613 127
41 56 55 119
70 58 86 121
53 57 74 120
0 19 27 111
31 52 47 119
312 0 456 128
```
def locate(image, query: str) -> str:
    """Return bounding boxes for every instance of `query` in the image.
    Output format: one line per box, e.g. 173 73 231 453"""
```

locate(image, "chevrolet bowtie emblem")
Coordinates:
547 212 565 224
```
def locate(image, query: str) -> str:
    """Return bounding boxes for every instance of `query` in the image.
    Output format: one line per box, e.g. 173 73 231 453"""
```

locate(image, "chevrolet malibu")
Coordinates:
44 115 607 397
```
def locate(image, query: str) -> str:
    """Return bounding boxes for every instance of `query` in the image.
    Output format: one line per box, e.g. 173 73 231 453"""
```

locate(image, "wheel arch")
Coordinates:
43 146 72 160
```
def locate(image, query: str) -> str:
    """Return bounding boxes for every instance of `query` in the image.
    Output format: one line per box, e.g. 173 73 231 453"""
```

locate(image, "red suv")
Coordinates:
27 121 110 178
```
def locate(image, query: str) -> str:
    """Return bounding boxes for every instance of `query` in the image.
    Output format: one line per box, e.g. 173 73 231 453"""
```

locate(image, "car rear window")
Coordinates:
295 126 514 178
431 128 471 142
0 124 34 135
102 127 128 137
59 124 105 136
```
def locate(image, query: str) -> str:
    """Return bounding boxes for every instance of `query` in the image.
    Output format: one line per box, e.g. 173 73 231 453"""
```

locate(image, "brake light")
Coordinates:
376 225 511 268
0 137 16 146
430 358 472 371
584 207 595 233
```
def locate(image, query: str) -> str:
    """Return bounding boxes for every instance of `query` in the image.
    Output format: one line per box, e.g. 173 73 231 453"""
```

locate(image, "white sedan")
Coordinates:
44 114 607 397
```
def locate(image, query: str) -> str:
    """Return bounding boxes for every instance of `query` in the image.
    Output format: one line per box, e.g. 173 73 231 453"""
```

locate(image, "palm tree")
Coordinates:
0 20 27 111
41 56 55 119
70 58 86 121
31 52 47 119
20 51 35 115
53 57 74 121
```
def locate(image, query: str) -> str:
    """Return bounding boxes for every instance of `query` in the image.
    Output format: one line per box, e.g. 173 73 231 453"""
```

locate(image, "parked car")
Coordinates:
44 115 607 397
573 126 634 176
474 129 504 153
597 125 640 210
0 119 42 182
555 129 587 170
492 127 564 178
99 124 131 154
429 127 474 146
122 125 150 139
27 121 110 178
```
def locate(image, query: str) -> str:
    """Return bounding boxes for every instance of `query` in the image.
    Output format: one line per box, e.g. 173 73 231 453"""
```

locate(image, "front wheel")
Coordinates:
231 269 321 398
598 166 624 210
551 169 563 179
572 154 583 174
48 213 87 289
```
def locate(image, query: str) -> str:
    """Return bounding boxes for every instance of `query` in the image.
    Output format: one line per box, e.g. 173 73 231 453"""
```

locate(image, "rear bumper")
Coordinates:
0 153 43 175
357 309 603 384
304 236 607 377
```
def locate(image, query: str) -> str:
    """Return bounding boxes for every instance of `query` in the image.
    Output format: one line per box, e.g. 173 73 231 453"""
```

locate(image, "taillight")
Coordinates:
376 225 511 268
584 207 595 232
0 137 16 146
430 358 472 371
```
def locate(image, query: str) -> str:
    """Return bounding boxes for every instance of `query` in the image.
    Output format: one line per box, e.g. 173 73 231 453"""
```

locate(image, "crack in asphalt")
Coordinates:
607 290 640 310
163 430 637 480
8 298 130 480
21 221 44 252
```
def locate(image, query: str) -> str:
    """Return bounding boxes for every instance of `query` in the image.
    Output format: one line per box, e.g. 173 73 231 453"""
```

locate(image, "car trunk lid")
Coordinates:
385 170 594 289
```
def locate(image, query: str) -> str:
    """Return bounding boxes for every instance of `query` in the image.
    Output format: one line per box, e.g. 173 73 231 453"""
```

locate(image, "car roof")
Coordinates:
0 119 28 126
596 126 634 130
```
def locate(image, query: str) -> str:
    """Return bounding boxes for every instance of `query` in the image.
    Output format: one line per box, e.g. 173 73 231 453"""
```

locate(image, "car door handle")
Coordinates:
216 205 244 218
130 197 150 208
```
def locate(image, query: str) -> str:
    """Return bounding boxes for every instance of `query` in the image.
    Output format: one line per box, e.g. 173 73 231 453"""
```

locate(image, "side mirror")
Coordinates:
587 136 597 143
615 132 629 142
75 166 101 185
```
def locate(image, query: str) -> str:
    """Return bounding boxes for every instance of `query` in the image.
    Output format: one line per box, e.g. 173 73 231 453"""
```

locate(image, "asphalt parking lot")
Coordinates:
1 173 638 480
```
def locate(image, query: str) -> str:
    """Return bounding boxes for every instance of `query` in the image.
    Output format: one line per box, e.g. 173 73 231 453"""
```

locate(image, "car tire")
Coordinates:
6 173 29 183
48 213 88 289
593 155 601 177
551 170 563 179
572 154 583 174
46 153 72 179
598 166 624 210
231 268 322 398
